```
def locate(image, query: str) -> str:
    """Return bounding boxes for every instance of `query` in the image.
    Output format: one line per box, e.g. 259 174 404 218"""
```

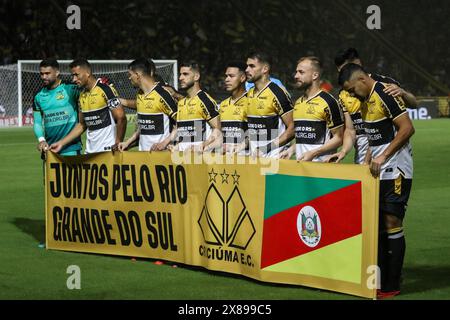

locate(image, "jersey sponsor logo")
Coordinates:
294 120 326 145
350 113 366 135
83 107 112 130
297 206 322 248
222 121 248 144
364 119 395 146
137 114 164 135
247 115 279 142
44 110 71 125
177 120 206 142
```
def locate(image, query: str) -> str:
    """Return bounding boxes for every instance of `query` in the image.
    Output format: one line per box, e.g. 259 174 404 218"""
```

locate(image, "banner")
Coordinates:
45 151 379 298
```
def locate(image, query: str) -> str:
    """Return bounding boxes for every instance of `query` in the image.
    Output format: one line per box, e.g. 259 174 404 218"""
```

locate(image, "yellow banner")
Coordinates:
45 151 378 298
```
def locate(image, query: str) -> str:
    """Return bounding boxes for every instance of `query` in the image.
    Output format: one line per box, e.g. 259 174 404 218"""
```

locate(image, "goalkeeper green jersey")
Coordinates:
33 81 82 154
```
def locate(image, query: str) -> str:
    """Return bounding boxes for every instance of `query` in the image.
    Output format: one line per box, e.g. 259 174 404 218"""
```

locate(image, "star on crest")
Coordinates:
208 169 218 183
231 170 240 185
221 169 230 184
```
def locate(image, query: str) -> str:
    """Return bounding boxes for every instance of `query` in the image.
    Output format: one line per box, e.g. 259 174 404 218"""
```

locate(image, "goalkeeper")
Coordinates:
33 58 82 157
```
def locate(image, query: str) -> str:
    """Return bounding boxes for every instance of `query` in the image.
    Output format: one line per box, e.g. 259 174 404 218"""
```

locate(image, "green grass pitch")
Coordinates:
0 119 449 300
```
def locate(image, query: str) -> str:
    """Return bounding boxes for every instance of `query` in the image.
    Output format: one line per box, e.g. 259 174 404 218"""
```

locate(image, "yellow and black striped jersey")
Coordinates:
136 83 177 151
363 82 413 180
339 73 401 164
176 90 219 151
219 92 248 144
247 81 293 157
79 79 121 153
293 90 344 162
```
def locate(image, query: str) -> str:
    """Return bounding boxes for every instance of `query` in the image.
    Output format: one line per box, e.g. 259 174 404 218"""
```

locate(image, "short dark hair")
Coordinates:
297 56 322 73
334 48 360 67
128 58 156 77
180 61 200 73
226 61 247 73
247 51 273 68
69 59 91 71
39 58 59 69
338 63 367 86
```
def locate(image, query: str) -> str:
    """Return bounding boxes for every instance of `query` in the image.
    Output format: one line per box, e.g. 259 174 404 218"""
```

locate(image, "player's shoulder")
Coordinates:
318 90 339 107
370 73 400 86
96 81 118 97
219 96 232 108
154 83 175 99
60 81 80 94
373 81 404 105
268 81 289 97
33 86 46 98
198 90 217 105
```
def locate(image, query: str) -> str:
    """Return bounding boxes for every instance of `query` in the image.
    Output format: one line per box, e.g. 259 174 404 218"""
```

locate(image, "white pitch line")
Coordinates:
0 142 35 147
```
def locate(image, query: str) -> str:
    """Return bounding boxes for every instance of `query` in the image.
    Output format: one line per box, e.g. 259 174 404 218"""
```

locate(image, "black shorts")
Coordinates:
379 176 412 220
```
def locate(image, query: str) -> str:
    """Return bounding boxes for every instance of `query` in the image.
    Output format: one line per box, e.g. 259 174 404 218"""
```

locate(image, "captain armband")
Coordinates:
107 97 121 110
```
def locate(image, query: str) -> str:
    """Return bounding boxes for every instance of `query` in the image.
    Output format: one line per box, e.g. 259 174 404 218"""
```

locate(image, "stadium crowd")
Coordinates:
0 0 448 97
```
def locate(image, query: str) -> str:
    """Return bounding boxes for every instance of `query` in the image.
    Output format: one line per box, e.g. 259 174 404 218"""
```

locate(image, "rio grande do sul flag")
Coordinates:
259 160 379 299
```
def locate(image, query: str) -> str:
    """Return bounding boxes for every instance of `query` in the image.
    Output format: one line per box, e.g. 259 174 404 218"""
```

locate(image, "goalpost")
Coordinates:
0 60 178 127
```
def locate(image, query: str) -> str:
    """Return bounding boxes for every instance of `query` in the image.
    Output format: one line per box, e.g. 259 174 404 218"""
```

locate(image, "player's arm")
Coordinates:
383 84 418 109
370 88 415 176
111 106 127 144
269 84 295 150
369 113 414 177
119 98 137 110
326 112 355 163
102 84 127 144
32 99 48 153
50 111 86 153
151 87 179 151
162 85 184 102
202 116 223 152
279 141 296 159
119 129 140 152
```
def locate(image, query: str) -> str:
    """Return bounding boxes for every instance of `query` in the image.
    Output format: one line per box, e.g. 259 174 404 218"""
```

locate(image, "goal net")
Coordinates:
0 60 178 127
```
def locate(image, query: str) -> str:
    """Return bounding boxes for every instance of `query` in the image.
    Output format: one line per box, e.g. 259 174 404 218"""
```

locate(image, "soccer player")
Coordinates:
33 58 82 157
220 61 249 155
330 48 417 163
120 74 184 108
280 57 344 161
50 59 127 154
118 58 177 152
339 63 415 298
245 51 294 158
171 62 222 152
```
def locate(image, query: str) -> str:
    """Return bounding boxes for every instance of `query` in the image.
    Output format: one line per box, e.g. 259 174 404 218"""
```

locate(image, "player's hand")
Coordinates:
190 144 204 153
111 143 120 152
369 155 387 177
324 151 346 163
251 147 264 159
167 144 179 152
223 143 238 154
37 141 49 153
49 142 63 153
150 142 167 152
383 84 404 98
298 151 315 162
279 148 294 159
118 142 129 152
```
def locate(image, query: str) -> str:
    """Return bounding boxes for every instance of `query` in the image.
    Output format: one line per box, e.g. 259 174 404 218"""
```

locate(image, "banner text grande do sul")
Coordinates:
45 151 379 298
